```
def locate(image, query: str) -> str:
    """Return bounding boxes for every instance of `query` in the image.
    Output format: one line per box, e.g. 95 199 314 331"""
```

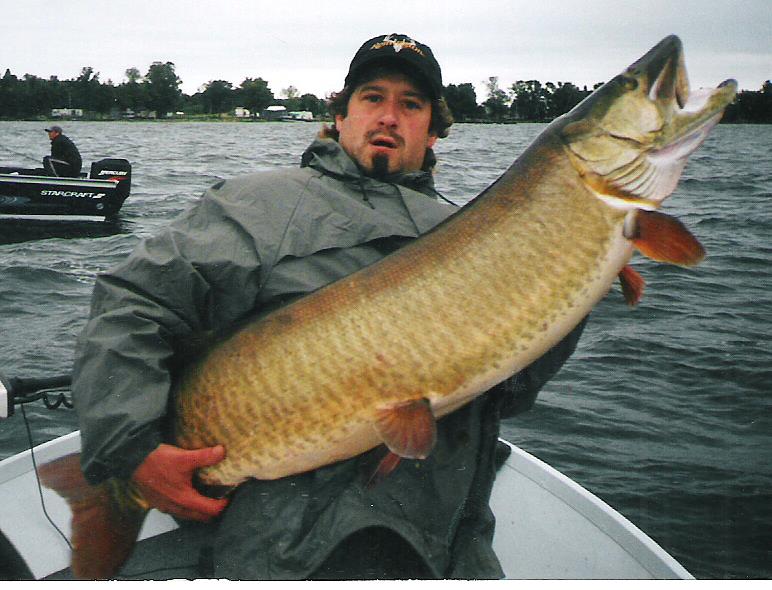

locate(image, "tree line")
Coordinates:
1 62 769 123
0 62 325 120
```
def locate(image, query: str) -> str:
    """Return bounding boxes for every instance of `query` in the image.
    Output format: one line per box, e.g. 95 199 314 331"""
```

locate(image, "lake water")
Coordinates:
1 120 770 579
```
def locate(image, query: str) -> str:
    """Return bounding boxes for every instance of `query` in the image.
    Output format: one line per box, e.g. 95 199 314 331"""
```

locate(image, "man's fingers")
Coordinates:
182 445 226 470
150 489 228 521
160 504 218 523
182 495 229 520
131 443 229 520
165 496 229 522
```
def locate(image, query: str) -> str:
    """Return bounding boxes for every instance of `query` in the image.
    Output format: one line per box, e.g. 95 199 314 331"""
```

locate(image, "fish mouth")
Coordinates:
630 35 737 140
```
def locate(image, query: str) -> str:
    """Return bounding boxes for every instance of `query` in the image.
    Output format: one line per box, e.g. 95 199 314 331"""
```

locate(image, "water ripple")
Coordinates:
1 121 769 579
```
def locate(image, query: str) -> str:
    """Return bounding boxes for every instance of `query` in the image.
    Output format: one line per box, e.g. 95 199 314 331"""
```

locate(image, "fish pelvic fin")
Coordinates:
367 451 403 489
628 209 706 266
367 397 437 487
618 265 645 306
37 452 148 580
374 397 437 460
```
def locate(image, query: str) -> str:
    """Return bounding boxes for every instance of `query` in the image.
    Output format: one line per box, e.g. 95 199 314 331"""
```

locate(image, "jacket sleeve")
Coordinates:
493 316 588 418
73 190 263 484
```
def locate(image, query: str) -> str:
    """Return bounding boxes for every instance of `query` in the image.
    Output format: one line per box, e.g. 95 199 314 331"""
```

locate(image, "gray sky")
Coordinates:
2 0 769 100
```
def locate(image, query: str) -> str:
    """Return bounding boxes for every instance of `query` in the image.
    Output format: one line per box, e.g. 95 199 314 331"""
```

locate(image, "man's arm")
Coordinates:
73 191 263 487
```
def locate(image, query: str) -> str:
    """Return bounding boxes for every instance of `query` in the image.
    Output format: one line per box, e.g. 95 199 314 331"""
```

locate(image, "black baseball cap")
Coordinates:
345 34 443 99
45 125 63 133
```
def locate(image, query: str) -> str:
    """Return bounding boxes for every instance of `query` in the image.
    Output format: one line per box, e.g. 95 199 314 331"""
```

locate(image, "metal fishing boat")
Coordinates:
0 158 131 222
0 374 692 580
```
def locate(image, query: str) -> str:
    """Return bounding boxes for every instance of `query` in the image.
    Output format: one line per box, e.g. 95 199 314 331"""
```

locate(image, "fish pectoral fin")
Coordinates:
630 210 706 266
38 453 147 580
374 397 437 460
618 265 645 306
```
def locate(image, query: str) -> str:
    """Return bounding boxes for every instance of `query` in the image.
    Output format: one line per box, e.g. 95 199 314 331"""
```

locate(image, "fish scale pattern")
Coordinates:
174 135 629 486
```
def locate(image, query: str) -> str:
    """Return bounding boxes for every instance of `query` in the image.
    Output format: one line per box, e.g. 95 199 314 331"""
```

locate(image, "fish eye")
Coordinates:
621 76 639 91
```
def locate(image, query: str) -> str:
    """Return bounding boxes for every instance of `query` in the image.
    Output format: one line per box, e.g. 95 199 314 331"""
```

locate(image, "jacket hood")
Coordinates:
300 137 437 197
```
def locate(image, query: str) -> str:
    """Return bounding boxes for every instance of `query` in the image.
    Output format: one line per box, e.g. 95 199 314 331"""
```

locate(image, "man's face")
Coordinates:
335 74 437 177
47 130 59 141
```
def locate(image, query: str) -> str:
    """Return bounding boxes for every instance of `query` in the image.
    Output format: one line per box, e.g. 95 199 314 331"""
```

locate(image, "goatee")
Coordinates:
370 154 391 180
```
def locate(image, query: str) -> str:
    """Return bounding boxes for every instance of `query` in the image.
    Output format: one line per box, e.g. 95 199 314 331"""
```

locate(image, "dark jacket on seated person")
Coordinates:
45 133 82 177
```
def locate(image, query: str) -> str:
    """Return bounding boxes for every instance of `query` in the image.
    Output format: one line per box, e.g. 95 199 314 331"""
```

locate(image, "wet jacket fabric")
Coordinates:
72 137 586 579
49 133 82 176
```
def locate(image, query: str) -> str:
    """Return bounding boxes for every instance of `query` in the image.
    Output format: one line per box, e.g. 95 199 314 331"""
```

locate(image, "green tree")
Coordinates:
723 81 772 123
71 67 99 111
444 83 478 121
201 80 235 114
281 85 301 111
298 93 325 116
0 70 22 117
483 76 509 122
19 74 50 117
46 76 68 112
548 82 588 118
125 67 141 84
239 77 274 113
509 80 548 121
144 61 182 117
116 67 148 112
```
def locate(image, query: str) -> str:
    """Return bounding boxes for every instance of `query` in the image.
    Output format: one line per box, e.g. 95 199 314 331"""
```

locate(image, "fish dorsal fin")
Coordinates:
374 397 436 459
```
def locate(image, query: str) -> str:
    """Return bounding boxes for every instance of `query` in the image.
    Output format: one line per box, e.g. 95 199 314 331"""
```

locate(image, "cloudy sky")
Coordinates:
2 0 769 99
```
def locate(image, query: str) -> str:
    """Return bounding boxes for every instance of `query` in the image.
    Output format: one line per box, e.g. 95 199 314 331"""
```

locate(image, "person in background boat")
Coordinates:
43 125 82 178
72 33 587 580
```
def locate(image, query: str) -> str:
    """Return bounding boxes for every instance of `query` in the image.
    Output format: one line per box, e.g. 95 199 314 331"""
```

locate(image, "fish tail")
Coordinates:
37 452 147 580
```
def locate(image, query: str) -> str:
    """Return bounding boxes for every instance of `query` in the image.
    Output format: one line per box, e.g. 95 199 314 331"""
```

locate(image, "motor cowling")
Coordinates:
90 158 132 186
90 158 132 216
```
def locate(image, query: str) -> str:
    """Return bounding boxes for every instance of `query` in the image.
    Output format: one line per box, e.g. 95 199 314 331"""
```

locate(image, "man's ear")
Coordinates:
427 134 437 149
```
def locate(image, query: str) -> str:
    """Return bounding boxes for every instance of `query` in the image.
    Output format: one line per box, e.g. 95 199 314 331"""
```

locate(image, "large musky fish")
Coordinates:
40 35 736 579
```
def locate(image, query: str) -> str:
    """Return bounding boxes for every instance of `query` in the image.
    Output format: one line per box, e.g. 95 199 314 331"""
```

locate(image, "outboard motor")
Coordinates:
90 158 132 187
89 158 132 216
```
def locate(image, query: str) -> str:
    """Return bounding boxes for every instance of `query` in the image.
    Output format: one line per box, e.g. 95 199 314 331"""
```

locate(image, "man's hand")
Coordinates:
131 443 229 522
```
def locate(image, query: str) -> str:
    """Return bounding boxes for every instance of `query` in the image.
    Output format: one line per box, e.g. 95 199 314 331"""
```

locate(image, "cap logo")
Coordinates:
370 34 425 58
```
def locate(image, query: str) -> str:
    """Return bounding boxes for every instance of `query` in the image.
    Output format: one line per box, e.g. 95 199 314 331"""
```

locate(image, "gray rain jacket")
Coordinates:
73 137 586 579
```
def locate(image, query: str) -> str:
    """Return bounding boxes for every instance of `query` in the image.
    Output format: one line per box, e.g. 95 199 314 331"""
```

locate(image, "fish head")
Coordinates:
559 35 737 209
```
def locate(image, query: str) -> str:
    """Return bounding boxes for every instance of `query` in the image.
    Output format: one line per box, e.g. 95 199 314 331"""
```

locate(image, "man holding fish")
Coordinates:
47 34 590 579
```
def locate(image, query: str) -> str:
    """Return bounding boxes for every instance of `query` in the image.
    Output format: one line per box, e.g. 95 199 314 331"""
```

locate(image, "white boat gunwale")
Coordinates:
0 174 119 189
491 439 692 579
0 431 693 580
